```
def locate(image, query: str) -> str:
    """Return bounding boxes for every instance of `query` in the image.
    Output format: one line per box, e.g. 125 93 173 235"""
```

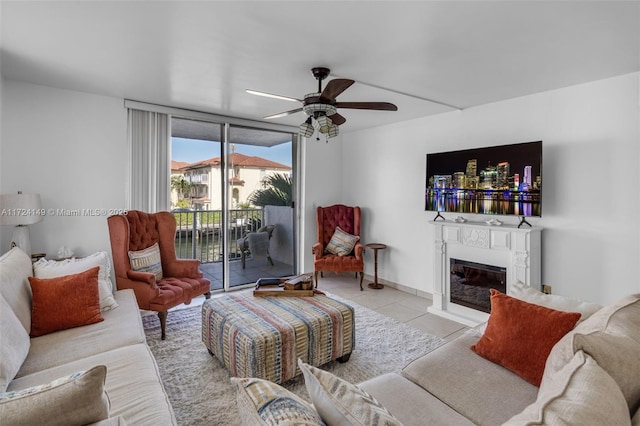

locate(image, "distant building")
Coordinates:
171 153 291 210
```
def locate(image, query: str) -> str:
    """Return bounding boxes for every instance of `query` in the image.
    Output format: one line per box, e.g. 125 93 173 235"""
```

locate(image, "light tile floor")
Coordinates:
178 272 469 342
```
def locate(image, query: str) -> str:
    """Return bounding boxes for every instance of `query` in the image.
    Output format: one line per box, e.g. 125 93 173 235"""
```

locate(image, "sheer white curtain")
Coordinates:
127 109 170 212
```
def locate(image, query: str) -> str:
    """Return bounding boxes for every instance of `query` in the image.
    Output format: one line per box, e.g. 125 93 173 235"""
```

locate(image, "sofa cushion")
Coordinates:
471 289 580 386
402 331 538 426
128 242 163 281
572 332 640 414
17 289 146 378
325 226 359 256
33 252 119 312
504 351 630 425
0 247 34 332
544 294 640 385
0 294 30 392
231 377 325 426
298 360 403 426
0 365 110 426
509 281 602 322
8 343 176 425
29 267 104 337
358 373 475 426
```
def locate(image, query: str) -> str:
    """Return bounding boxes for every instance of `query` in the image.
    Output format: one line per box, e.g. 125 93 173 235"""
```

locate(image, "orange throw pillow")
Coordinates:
29 266 104 337
471 289 580 386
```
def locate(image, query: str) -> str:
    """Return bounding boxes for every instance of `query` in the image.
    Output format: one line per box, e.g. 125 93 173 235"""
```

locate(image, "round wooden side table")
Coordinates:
366 243 387 290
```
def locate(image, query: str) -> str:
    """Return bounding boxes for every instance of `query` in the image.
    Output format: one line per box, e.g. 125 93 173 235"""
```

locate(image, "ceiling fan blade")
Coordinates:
246 89 302 103
320 79 355 102
328 113 347 126
336 101 398 111
263 108 303 120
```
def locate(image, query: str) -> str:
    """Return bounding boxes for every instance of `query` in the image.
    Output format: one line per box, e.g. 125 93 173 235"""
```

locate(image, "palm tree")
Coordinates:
171 175 194 201
249 173 292 207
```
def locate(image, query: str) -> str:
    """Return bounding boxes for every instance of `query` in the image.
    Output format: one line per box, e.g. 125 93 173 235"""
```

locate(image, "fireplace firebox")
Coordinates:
450 259 506 313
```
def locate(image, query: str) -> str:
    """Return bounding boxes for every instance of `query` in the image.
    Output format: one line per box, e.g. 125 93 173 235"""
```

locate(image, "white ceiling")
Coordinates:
1 1 638 135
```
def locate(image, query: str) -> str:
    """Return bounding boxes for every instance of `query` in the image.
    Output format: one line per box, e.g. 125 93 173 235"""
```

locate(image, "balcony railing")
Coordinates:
173 208 264 263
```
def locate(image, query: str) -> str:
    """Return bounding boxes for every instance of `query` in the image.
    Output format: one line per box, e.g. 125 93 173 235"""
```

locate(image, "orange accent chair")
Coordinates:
312 204 364 290
107 210 211 339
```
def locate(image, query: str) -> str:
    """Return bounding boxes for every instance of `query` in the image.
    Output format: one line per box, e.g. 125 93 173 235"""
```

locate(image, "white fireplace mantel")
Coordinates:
428 220 542 326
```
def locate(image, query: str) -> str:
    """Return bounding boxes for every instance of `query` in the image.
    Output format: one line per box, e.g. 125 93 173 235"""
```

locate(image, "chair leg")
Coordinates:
241 251 246 269
267 255 274 266
204 292 211 299
158 311 168 340
314 271 319 288
359 272 364 291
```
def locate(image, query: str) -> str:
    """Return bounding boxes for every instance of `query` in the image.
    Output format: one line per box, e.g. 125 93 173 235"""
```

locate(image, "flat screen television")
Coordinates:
425 141 542 220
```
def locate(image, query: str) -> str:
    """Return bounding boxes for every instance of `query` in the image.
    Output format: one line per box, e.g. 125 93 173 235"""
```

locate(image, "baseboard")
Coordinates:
362 274 433 301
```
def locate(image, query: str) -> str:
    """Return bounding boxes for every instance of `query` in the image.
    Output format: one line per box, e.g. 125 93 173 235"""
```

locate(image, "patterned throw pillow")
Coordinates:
129 242 163 281
231 377 325 426
0 365 110 426
298 360 404 426
325 227 359 256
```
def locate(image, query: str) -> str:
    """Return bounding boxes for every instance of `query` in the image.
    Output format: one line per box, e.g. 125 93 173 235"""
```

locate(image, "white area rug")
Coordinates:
143 293 446 425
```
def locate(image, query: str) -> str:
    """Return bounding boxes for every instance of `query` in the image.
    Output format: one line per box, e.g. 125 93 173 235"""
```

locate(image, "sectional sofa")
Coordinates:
0 247 175 425
357 287 640 425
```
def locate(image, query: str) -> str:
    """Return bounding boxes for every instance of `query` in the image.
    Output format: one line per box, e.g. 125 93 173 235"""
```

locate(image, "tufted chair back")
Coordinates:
109 210 179 279
317 204 361 247
125 210 161 251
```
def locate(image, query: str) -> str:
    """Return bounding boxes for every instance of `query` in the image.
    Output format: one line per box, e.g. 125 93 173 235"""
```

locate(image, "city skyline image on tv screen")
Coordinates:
425 141 542 217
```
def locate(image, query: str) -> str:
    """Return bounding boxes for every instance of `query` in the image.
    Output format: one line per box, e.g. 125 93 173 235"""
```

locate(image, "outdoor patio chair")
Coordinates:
237 224 275 268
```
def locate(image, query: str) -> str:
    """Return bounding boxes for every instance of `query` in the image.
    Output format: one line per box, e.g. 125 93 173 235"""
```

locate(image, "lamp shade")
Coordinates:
299 119 314 138
0 192 43 226
316 115 332 134
327 123 339 138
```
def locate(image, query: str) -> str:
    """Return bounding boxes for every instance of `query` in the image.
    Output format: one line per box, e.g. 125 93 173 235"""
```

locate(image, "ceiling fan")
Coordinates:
246 67 397 139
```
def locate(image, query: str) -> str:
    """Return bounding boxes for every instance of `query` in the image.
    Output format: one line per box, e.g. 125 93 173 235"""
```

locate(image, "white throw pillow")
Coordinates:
504 350 631 425
298 360 403 426
509 281 601 322
0 295 30 392
0 247 34 332
33 252 118 312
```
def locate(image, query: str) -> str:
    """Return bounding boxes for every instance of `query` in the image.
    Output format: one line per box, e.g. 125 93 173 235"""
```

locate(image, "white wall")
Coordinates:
341 72 640 304
3 74 638 305
1 80 127 257
298 133 343 273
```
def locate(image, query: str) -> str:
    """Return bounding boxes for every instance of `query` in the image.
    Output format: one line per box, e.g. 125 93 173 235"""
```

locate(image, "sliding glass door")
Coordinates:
170 118 295 292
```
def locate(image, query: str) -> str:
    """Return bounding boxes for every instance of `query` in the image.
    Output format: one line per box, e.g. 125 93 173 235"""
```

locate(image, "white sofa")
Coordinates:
0 247 176 425
358 289 640 425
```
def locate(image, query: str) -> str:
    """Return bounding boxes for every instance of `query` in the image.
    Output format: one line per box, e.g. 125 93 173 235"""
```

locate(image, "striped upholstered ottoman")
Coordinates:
201 292 355 384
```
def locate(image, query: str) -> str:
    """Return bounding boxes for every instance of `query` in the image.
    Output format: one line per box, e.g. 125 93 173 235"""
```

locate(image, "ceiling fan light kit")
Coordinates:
248 67 397 141
299 118 314 138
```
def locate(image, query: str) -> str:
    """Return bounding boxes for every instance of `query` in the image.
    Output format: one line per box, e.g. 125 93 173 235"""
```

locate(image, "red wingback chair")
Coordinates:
108 210 211 339
312 204 364 290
